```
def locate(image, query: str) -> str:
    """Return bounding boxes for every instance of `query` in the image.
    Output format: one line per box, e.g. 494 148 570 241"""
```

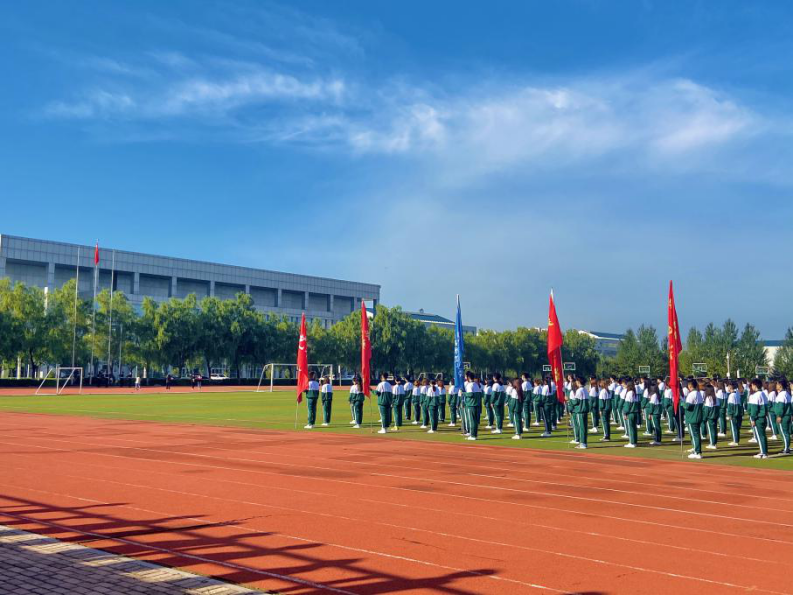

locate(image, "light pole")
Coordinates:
726 351 731 378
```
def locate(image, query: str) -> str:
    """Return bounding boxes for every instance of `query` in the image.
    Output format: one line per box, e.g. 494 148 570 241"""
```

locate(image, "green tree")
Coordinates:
615 329 639 376
154 294 200 374
634 325 665 377
561 330 599 377
734 323 767 378
773 328 793 379
679 327 704 376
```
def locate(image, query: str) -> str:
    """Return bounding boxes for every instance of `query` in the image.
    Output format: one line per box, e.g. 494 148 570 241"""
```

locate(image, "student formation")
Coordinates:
300 371 793 460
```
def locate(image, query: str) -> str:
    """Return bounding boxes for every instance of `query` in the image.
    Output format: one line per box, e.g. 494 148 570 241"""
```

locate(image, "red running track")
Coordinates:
0 412 790 595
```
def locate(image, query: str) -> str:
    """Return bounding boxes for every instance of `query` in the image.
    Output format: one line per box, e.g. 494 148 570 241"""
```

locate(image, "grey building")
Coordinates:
406 309 477 335
0 234 380 328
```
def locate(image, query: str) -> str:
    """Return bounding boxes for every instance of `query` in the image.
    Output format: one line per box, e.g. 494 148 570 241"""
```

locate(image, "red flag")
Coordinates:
547 291 565 404
94 242 100 266
296 313 309 403
361 301 372 398
668 281 682 413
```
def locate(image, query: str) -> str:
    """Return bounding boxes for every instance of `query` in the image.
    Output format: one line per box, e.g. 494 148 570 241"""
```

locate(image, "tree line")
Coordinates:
0 279 790 380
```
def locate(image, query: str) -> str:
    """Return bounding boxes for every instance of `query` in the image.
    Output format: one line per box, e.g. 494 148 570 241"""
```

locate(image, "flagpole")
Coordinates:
294 397 299 429
90 241 98 382
71 247 81 369
106 250 115 380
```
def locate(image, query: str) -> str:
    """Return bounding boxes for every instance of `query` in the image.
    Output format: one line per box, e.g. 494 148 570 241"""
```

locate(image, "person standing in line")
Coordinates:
520 373 533 429
134 373 141 392
349 376 364 428
588 377 600 433
403 376 414 422
715 380 728 437
747 378 769 459
412 380 422 424
419 378 430 428
491 373 506 434
320 376 334 426
463 372 483 440
765 381 780 443
647 382 663 446
598 378 612 441
622 379 640 449
774 379 792 455
608 376 620 428
304 371 321 429
725 380 743 446
542 377 557 435
375 373 394 434
639 377 652 437
682 379 704 459
507 378 523 439
437 377 447 423
663 377 678 436
447 380 459 426
426 379 439 433
392 376 405 429
703 385 719 450
483 378 494 429
531 377 543 427
570 377 589 449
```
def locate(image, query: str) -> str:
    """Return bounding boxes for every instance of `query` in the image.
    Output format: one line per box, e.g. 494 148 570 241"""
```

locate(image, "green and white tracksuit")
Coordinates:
392 384 405 427
412 386 422 421
703 397 719 447
305 380 320 426
403 382 414 420
464 381 483 438
622 389 640 446
376 381 393 431
571 387 589 446
532 384 544 425
448 386 459 424
747 391 769 456
507 388 523 435
648 392 663 443
767 391 780 438
438 386 447 422
543 385 557 433
663 387 678 434
598 387 612 439
521 380 533 427
426 386 439 431
483 385 494 426
491 383 506 431
320 382 333 424
682 390 704 455
716 389 727 435
349 385 364 425
773 391 792 454
589 386 600 430
726 390 743 443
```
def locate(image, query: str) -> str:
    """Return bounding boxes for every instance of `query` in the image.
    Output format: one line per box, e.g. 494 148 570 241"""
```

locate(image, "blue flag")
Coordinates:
454 295 465 393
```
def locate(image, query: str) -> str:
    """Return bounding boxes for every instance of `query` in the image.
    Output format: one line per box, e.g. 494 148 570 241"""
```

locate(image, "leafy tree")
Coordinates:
734 323 767 378
773 328 793 379
154 293 200 374
615 329 639 376
561 330 599 377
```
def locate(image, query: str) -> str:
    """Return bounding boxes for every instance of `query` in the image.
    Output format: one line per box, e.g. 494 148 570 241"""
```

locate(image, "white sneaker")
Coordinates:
485 425 492 429
621 434 629 439
601 438 610 442
541 432 551 437
532 422 540 426
512 434 521 440
508 423 515 427
717 432 726 437
706 445 717 450
687 448 695 453
753 453 763 459
391 427 399 431
624 444 636 448
642 432 651 436
378 419 382 422
576 444 588 449
760 454 769 459
770 435 778 441
665 430 674 434
377 429 386 434
649 441 661 446
412 421 418 425
748 438 758 444
616 426 624 431
688 453 702 459
728 441 738 446
467 436 477 441
427 430 435 434
448 422 455 427
322 423 329 426
353 424 361 429
420 425 427 429
304 424 313 429
350 420 356 425
590 427 598 433
672 437 681 442
492 429 502 434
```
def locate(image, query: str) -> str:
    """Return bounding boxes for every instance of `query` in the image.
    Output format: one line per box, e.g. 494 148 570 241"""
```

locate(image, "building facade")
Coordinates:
0 234 380 328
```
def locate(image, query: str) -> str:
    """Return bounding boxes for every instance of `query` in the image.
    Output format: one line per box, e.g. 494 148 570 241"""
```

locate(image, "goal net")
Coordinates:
36 366 84 396
256 363 335 393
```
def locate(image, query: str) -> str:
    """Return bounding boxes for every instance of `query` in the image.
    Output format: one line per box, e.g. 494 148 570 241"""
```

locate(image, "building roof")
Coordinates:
588 331 625 340
405 310 454 324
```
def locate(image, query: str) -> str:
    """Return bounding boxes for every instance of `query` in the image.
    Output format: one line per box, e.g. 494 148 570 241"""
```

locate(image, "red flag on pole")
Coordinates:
296 313 309 403
361 301 372 398
547 291 565 404
668 281 683 413
94 242 100 266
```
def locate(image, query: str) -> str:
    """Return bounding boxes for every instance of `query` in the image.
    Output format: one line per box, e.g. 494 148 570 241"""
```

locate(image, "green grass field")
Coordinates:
1 390 791 470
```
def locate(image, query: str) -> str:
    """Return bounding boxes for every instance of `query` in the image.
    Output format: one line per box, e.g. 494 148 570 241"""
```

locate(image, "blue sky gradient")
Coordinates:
0 1 790 337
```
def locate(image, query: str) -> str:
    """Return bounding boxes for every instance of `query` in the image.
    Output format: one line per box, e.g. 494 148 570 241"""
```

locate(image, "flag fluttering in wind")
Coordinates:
361 301 372 398
547 291 565 404
668 281 683 413
296 313 309 403
453 295 465 394
94 242 100 266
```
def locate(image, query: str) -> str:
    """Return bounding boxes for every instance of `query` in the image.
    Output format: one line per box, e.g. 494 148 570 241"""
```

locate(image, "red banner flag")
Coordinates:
361 301 372 398
94 242 100 266
296 313 309 403
547 291 565 404
668 281 683 413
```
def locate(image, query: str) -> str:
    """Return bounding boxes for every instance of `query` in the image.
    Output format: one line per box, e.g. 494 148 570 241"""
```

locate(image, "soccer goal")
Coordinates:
563 362 576 372
754 366 768 378
638 365 651 376
693 363 708 376
36 366 83 396
542 365 552 373
256 363 334 393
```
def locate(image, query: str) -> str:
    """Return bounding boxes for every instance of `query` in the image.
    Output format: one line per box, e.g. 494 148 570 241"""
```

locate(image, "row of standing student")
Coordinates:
300 371 792 460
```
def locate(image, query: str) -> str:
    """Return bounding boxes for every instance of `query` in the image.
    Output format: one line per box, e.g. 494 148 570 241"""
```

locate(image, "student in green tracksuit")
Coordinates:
483 379 495 429
542 378 557 436
663 380 678 436
715 380 728 437
747 379 769 458
463 372 483 440
426 379 439 433
447 381 459 426
703 386 719 450
621 379 640 448
765 382 780 442
507 379 523 439
520 373 533 429
588 378 600 433
774 380 792 455
320 376 333 426
392 377 405 429
490 374 506 434
647 382 663 446
682 379 704 459
597 379 612 441
725 380 743 446
304 372 320 429
532 378 544 428
349 376 364 428
375 373 393 434
419 379 429 428
437 379 447 423
403 377 414 421
570 377 589 449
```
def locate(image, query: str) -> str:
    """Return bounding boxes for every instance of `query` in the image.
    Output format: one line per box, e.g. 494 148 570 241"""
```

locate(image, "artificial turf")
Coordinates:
0 389 791 470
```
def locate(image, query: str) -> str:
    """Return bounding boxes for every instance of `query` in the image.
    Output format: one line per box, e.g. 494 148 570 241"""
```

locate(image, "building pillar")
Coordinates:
304 291 309 310
328 294 334 313
47 262 55 290
209 280 216 297
0 256 6 278
276 288 282 308
133 272 140 295
170 276 177 298
245 284 250 294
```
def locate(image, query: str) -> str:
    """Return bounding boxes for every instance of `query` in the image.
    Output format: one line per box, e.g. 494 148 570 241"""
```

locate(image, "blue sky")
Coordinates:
0 1 791 337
